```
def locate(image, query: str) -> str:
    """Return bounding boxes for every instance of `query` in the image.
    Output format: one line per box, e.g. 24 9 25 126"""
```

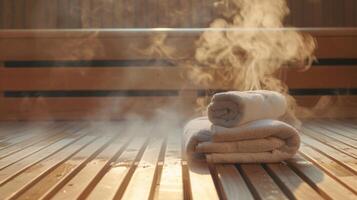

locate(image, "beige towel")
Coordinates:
208 90 287 127
184 117 300 163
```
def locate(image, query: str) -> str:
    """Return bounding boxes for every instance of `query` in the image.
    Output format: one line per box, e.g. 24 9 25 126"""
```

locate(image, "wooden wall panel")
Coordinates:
13 0 25 29
2 0 13 28
0 28 356 120
0 0 357 29
0 97 193 120
344 0 356 26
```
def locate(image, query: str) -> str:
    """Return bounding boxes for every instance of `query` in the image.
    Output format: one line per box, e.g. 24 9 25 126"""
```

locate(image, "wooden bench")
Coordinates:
0 28 357 120
0 120 356 199
0 29 356 199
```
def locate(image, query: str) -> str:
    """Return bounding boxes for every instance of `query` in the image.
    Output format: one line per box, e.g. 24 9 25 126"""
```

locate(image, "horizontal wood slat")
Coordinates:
0 67 186 90
283 66 357 89
0 66 356 91
0 29 357 60
0 95 355 120
0 97 196 120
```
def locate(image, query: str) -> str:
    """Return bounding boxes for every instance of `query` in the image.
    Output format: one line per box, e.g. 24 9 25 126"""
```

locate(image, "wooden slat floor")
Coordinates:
0 119 356 200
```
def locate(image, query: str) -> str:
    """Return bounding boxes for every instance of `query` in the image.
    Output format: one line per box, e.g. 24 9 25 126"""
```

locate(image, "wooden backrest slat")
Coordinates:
0 28 356 120
0 66 356 91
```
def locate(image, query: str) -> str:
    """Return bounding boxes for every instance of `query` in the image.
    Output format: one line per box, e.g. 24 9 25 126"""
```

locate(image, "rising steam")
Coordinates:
185 0 316 127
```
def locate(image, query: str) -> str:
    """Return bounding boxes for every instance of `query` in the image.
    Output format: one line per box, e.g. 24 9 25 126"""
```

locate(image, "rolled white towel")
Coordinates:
207 90 287 127
184 117 300 163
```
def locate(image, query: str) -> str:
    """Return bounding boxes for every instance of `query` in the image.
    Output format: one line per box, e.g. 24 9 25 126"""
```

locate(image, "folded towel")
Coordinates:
207 90 287 127
184 117 300 163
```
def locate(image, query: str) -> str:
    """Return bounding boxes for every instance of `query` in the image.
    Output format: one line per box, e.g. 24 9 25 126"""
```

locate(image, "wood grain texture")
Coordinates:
287 155 357 200
0 96 195 120
2 66 355 91
265 163 324 199
0 120 356 199
13 0 25 29
41 135 118 199
215 165 254 200
86 137 148 199
1 134 100 199
188 161 220 200
0 29 357 120
299 145 357 193
1 0 357 28
240 164 288 200
0 29 357 60
156 133 183 200
301 134 357 173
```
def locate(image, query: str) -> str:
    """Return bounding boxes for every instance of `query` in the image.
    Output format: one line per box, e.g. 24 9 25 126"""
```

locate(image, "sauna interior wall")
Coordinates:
0 0 357 29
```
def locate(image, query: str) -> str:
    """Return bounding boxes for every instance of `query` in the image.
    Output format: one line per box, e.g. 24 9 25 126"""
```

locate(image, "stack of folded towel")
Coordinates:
184 90 300 163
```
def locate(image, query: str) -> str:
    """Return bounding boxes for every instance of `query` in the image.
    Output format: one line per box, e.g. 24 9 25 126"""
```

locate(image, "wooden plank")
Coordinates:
302 127 357 159
47 135 130 199
0 97 192 121
299 145 357 193
0 67 186 90
17 136 121 200
156 133 183 200
306 121 357 147
134 0 146 27
80 0 91 28
286 155 357 200
141 0 156 28
239 164 288 200
335 119 357 130
283 66 357 89
295 0 304 27
0 122 53 140
298 104 357 119
0 134 92 186
2 0 13 28
86 137 148 199
39 135 118 199
334 0 345 27
66 0 81 28
311 0 322 27
112 0 123 28
156 0 169 27
57 0 69 28
265 163 324 199
215 165 254 200
24 0 34 28
301 134 357 173
13 0 25 29
313 120 357 140
32 0 47 28
0 131 42 151
122 0 135 28
0 135 108 199
0 129 78 170
90 0 103 28
315 36 357 58
58 0 81 29
0 29 356 60
345 0 356 26
322 0 332 27
0 35 172 61
0 124 72 159
1 66 356 91
0 1 3 29
100 0 114 28
188 161 220 200
120 138 165 199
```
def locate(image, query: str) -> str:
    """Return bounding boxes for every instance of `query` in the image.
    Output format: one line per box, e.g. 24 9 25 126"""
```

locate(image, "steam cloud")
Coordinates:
184 0 316 127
